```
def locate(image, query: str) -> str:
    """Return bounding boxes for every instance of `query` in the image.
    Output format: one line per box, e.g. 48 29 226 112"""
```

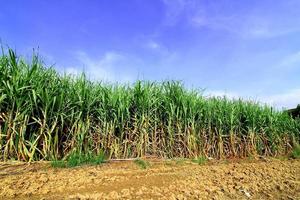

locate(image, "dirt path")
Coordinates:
0 158 299 200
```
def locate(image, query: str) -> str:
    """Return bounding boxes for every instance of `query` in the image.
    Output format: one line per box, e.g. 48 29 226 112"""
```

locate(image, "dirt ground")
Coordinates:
0 158 299 200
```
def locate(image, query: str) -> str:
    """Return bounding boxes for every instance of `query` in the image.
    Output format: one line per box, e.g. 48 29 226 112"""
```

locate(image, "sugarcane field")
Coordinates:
1 1 300 199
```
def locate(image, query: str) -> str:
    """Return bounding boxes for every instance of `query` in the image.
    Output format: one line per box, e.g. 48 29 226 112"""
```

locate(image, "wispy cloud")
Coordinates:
206 90 240 100
192 11 300 39
64 51 140 83
260 89 300 109
144 40 175 59
279 51 300 68
162 0 191 25
146 40 161 50
135 36 179 67
162 0 300 39
206 89 300 109
237 15 300 39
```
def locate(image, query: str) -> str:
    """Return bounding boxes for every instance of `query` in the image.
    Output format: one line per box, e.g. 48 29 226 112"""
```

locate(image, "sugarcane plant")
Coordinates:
0 48 299 161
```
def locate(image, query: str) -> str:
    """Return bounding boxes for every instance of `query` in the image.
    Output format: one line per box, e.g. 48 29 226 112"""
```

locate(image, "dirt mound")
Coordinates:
0 158 299 199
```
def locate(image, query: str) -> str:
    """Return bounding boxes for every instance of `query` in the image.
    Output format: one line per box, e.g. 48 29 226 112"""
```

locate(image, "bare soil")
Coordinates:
0 158 299 200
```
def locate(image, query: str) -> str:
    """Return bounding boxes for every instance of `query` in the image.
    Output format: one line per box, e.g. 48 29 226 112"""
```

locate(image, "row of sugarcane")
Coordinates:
0 49 299 161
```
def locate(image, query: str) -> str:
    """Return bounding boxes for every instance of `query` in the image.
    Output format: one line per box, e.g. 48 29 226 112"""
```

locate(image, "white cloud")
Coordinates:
260 89 300 109
206 89 300 109
191 13 300 39
206 90 241 100
65 67 80 76
162 0 191 25
279 51 300 68
162 0 300 39
238 16 300 39
64 51 140 83
142 39 178 65
146 41 161 50
144 40 173 56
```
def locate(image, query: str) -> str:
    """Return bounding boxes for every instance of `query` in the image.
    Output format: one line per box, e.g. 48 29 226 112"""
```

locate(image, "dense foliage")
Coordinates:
0 49 299 161
287 105 300 119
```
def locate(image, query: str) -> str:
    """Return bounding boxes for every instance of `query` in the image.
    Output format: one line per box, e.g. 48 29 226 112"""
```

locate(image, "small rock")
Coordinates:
240 189 251 198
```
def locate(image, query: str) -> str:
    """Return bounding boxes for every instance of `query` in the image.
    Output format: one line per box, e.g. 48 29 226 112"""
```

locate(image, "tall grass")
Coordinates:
0 48 299 161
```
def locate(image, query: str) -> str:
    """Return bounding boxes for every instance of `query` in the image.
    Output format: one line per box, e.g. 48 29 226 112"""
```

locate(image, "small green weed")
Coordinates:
51 160 67 168
165 161 173 166
248 155 254 160
51 151 106 168
291 145 300 159
192 156 207 165
134 159 150 169
276 156 288 161
172 158 188 165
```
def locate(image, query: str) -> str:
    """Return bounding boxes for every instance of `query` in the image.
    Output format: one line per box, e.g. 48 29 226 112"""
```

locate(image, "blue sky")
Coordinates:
1 0 300 109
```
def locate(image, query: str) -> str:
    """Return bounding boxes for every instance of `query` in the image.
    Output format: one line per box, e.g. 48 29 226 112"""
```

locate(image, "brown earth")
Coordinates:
0 158 299 200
